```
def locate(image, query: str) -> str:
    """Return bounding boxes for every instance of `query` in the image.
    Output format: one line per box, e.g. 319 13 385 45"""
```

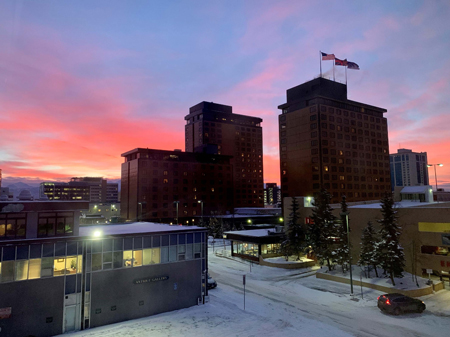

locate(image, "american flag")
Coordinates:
321 52 335 61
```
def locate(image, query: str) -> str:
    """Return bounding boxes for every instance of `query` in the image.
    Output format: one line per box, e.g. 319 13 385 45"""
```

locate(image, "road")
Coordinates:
208 247 450 337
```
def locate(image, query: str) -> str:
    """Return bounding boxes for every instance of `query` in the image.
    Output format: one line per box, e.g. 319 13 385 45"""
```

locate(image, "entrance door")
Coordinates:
64 305 77 332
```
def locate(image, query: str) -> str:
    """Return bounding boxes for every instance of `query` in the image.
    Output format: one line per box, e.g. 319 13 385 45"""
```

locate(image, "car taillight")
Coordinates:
386 299 391 305
377 296 380 300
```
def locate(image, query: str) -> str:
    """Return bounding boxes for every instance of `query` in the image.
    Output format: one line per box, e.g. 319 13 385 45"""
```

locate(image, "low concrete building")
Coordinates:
0 200 208 336
284 197 450 279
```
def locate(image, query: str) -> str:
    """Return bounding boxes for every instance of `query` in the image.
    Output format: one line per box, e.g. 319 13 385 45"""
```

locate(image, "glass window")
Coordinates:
194 243 201 258
161 247 169 263
1 261 14 283
15 260 28 281
29 259 41 279
41 257 53 278
186 244 193 260
113 251 122 269
91 253 102 271
123 250 133 267
151 248 160 264
133 250 142 266
103 252 112 270
54 257 66 276
143 248 152 265
169 246 177 262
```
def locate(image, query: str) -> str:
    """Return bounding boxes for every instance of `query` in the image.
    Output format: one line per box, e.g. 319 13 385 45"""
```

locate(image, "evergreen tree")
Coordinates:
377 193 405 285
308 189 336 271
285 197 305 260
358 221 380 278
333 196 350 273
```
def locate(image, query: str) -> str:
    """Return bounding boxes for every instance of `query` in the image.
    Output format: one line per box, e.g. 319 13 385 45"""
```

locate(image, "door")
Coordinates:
64 305 77 332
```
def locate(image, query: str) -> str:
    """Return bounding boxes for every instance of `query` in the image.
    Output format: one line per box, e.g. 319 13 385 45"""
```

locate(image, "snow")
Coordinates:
224 228 278 237
62 245 450 337
79 222 204 236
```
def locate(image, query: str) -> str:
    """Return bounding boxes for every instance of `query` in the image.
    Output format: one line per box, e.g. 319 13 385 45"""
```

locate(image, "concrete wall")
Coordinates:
259 256 316 269
0 277 65 337
316 272 442 297
90 259 202 328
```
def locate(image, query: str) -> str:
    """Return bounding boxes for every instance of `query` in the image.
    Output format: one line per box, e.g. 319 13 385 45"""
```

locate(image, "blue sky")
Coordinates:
1 0 449 188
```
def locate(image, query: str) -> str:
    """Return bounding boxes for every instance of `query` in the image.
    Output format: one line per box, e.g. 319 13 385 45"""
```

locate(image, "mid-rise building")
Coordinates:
264 183 281 206
390 148 429 190
185 101 264 207
40 177 119 203
0 198 208 336
120 148 234 223
277 77 391 204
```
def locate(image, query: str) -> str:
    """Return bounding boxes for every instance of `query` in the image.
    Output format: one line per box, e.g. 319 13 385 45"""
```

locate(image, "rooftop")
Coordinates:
79 222 205 237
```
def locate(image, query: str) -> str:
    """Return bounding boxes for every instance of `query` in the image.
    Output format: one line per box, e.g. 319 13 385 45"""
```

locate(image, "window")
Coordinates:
0 213 26 239
38 212 73 237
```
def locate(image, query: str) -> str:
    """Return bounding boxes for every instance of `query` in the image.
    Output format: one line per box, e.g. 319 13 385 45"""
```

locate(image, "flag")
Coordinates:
347 61 360 70
335 58 347 66
321 52 335 61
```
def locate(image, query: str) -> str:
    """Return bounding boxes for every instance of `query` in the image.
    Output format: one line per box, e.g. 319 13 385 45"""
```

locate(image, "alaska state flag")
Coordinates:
347 61 360 70
321 52 335 60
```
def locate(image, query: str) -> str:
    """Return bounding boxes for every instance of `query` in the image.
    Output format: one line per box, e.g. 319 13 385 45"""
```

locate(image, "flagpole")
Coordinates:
320 51 322 78
345 64 347 85
333 60 335 82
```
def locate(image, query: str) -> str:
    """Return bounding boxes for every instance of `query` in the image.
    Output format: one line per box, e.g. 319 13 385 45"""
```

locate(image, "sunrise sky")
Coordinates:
1 0 450 189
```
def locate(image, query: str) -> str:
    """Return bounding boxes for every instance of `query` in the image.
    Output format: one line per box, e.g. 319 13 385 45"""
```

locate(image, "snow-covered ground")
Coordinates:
64 244 450 337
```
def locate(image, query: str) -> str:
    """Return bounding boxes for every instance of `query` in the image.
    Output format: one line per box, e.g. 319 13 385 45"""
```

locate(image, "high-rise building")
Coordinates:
390 148 429 190
278 77 391 203
264 183 281 206
185 101 264 207
120 148 234 222
40 177 119 203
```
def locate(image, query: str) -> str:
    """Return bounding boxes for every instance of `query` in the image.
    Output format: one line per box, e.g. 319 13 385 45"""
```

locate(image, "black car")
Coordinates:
377 293 426 315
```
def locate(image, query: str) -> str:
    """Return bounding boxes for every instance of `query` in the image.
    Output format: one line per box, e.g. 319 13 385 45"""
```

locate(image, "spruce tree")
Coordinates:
377 193 405 285
333 196 350 273
285 197 305 260
358 221 380 278
308 189 336 271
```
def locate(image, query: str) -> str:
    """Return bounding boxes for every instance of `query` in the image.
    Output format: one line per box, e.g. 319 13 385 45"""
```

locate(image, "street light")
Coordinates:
173 201 180 225
427 164 444 192
340 212 353 296
138 202 143 222
198 200 203 226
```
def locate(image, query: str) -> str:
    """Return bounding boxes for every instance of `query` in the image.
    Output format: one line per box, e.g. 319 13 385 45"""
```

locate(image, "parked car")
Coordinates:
207 274 217 290
377 293 425 315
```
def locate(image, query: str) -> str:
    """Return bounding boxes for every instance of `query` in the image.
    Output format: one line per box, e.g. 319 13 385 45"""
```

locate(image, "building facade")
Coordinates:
120 148 234 223
40 177 119 203
264 183 281 206
0 199 208 336
390 148 429 190
185 102 264 207
278 78 391 204
284 197 450 279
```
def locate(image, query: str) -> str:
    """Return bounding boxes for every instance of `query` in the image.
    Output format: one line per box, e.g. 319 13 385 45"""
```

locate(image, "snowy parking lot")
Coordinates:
65 244 450 337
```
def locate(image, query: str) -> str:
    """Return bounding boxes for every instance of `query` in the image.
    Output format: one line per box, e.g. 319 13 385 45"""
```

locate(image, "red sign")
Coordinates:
305 217 314 225
0 307 11 319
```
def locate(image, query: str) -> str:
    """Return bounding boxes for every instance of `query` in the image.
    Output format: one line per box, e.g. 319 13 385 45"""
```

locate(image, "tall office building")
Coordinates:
278 78 391 203
390 148 429 190
185 102 264 207
120 148 234 222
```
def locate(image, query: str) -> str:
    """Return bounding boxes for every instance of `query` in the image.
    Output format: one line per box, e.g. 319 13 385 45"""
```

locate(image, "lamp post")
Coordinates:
340 211 353 296
173 201 179 225
138 202 143 222
427 164 444 192
198 200 203 226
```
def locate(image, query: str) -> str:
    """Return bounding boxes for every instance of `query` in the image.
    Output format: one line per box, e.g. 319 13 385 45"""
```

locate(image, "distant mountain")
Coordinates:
3 182 41 200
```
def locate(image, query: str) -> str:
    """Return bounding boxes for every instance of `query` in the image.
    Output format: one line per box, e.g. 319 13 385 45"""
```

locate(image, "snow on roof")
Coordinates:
224 228 277 237
400 186 431 194
349 200 445 209
79 222 204 237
